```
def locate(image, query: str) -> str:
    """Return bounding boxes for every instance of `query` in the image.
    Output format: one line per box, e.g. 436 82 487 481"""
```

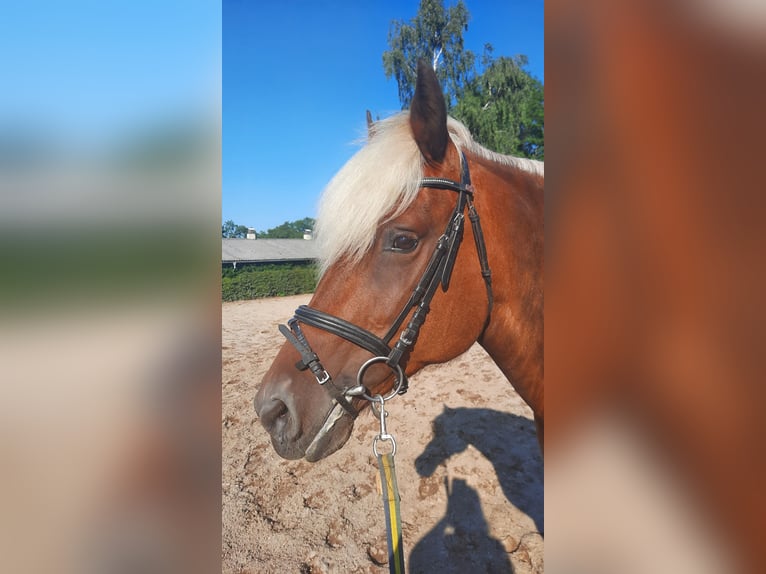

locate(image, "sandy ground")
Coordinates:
222 295 543 573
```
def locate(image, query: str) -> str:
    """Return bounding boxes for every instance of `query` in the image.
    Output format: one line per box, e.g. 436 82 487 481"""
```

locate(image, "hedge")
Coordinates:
222 263 318 301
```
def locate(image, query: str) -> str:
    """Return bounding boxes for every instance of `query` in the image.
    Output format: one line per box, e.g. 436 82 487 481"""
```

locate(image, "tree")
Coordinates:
382 3 544 159
383 0 474 109
222 219 248 238
452 50 544 159
257 218 316 239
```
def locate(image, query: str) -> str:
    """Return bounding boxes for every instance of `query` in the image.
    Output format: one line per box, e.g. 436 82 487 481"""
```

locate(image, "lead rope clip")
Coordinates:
372 395 397 457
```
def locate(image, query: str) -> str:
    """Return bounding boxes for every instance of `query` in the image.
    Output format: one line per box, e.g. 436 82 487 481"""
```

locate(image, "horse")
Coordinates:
254 60 543 462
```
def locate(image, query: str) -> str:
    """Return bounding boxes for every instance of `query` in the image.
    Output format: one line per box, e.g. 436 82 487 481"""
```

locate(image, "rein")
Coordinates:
278 151 493 418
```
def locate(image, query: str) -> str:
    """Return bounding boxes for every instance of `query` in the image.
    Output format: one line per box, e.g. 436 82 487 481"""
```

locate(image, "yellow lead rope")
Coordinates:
377 452 405 574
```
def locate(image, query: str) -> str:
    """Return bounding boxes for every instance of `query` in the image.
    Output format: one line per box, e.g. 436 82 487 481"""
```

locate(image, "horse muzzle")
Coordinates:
254 373 358 461
254 383 305 460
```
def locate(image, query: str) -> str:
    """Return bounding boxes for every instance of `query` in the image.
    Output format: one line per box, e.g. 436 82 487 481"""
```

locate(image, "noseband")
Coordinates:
278 151 493 418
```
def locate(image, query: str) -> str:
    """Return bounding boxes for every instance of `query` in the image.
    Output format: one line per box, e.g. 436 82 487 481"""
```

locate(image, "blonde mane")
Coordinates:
315 113 543 274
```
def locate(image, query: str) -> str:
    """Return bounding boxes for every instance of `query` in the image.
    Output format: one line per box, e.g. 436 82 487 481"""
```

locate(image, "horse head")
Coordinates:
254 61 496 461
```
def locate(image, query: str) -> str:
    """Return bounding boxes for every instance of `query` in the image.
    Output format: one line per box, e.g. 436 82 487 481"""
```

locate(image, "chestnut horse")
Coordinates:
255 61 543 461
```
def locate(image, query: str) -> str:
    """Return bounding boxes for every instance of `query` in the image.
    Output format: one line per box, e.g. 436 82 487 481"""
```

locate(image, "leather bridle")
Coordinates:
278 151 493 419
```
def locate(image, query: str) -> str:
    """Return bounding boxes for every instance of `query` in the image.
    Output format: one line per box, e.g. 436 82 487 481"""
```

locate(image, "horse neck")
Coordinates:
470 153 544 413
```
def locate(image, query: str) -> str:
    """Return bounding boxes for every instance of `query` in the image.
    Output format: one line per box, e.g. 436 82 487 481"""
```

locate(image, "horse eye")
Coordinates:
391 234 418 253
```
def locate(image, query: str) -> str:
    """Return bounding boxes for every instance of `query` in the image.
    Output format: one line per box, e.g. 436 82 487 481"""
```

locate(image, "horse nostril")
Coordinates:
257 398 290 432
273 401 288 419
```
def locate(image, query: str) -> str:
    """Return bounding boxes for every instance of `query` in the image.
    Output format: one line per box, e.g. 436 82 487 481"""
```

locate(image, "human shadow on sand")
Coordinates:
408 477 513 573
414 406 543 534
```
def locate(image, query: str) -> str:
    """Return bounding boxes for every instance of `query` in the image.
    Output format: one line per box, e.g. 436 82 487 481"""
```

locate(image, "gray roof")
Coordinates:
222 238 319 264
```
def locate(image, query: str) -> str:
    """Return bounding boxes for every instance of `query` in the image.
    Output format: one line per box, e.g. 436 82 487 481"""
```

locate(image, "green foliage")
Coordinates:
452 52 544 159
222 264 317 301
222 219 248 238
0 226 212 309
222 217 316 239
257 217 315 239
382 2 544 159
383 0 474 109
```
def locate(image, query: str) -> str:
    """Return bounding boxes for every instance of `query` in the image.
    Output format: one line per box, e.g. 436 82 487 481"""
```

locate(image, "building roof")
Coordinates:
222 238 319 264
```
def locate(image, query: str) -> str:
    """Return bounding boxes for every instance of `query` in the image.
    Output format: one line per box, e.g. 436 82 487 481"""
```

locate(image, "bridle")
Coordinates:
278 151 493 420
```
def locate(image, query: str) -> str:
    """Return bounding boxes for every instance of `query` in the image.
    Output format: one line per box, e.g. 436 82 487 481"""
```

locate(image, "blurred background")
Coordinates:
2 0 765 573
546 0 766 573
0 2 220 573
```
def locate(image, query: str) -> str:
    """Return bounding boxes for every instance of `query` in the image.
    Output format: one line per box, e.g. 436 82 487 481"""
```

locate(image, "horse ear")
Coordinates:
366 110 374 137
410 59 448 163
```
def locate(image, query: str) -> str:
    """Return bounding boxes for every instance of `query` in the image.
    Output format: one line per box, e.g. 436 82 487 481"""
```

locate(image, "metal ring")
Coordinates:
373 435 397 457
356 356 405 402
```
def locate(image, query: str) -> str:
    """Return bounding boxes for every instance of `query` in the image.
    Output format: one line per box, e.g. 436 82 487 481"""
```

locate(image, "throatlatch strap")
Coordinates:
378 453 405 574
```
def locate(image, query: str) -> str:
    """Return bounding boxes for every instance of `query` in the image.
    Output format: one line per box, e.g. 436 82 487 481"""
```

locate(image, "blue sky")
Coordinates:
0 2 220 146
223 0 543 233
